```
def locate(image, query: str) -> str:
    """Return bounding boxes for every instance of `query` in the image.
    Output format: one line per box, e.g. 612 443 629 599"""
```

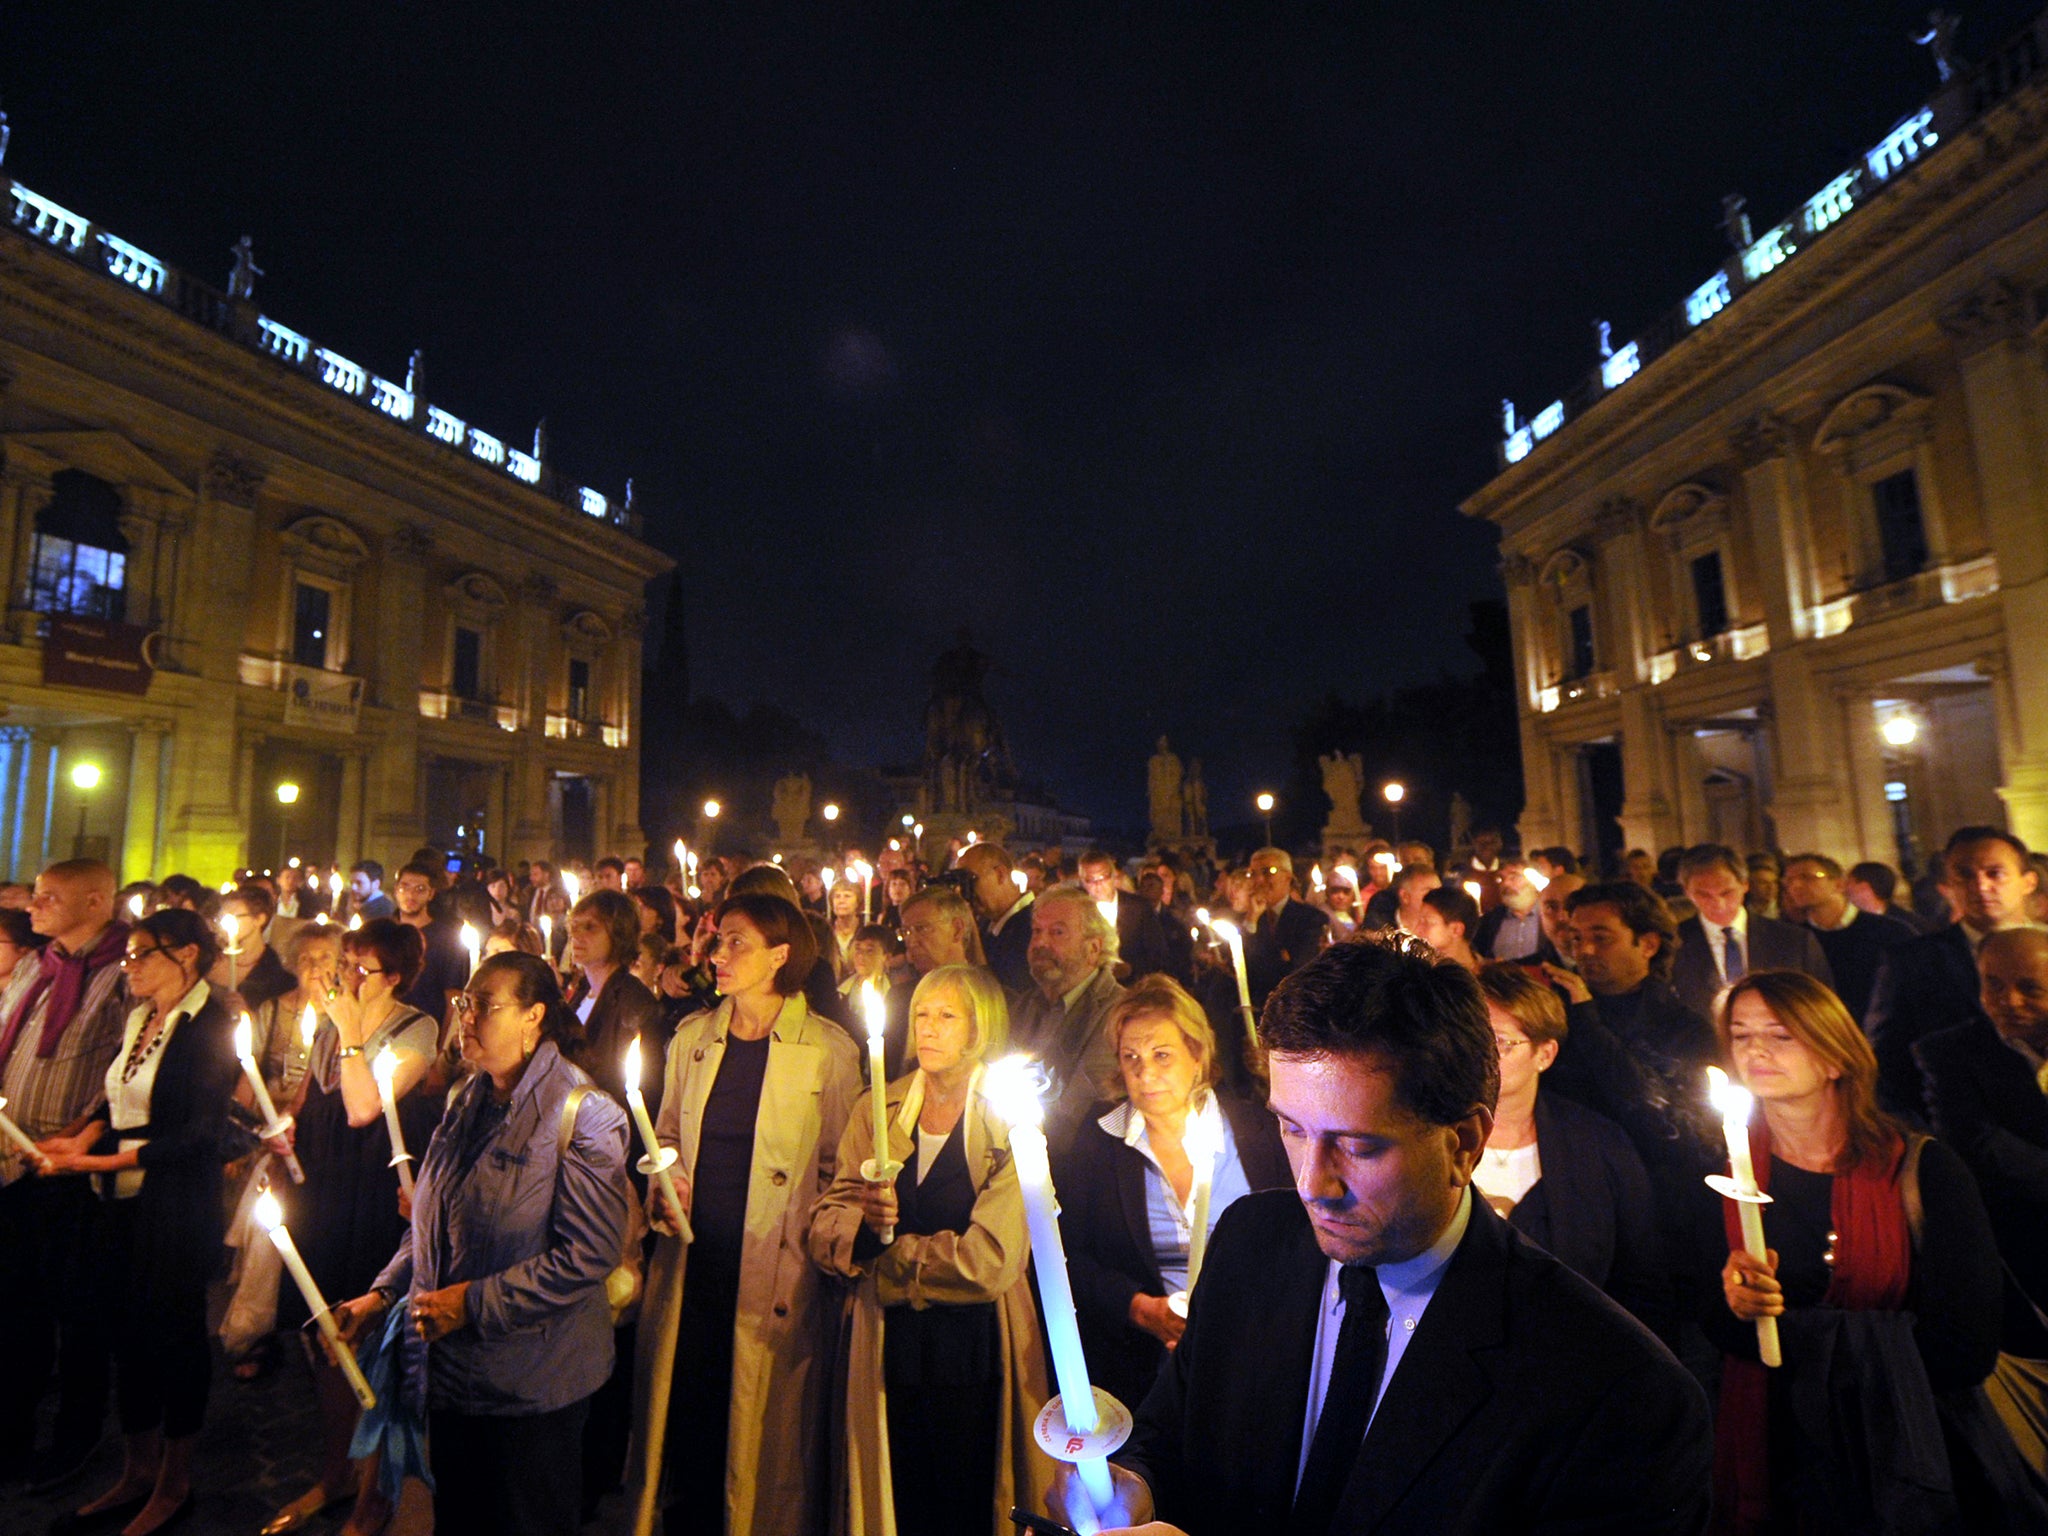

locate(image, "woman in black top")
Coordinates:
39 909 238 1536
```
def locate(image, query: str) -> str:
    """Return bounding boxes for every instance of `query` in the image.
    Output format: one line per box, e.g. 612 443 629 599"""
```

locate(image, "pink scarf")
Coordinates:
0 923 128 1070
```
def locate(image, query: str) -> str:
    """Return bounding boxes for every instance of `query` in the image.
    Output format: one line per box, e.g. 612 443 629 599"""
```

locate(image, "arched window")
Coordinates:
28 470 128 619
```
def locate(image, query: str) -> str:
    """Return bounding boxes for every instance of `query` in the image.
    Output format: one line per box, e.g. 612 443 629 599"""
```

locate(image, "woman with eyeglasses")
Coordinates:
36 909 238 1536
628 891 861 1536
1474 962 1669 1339
252 918 436 1536
332 951 631 1536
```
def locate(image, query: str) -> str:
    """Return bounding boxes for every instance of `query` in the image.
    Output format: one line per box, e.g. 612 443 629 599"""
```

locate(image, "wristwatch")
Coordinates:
336 1045 364 1061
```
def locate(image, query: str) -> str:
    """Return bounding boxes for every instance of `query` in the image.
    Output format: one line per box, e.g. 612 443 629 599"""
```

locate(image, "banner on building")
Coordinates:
42 616 157 696
284 665 364 733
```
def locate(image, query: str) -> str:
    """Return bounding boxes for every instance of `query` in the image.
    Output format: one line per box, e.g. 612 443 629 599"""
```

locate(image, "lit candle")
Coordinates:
255 1190 376 1409
673 839 688 880
1373 850 1399 881
347 913 362 932
235 1014 304 1183
1168 1102 1223 1319
127 893 146 920
986 1056 1125 1533
1707 1066 1781 1368
860 982 902 1244
460 922 482 978
1524 867 1550 892
624 1035 693 1243
1095 899 1117 928
1310 864 1325 893
853 859 874 922
221 911 243 993
1463 880 1483 904
562 870 582 907
538 912 554 964
1208 918 1255 1024
1011 869 1028 894
371 1046 415 1203
0 1094 52 1171
328 870 344 906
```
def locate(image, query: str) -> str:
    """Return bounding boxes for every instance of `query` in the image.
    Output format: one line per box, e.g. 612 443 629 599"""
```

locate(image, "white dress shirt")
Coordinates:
1702 906 1749 983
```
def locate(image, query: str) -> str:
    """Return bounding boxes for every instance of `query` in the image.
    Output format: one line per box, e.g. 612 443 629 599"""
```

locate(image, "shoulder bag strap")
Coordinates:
558 1082 592 1161
1900 1132 1928 1250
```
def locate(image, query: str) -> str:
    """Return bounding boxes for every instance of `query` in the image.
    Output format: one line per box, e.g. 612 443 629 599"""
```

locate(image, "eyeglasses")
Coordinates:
120 945 169 967
395 881 434 898
452 994 516 1022
1493 1035 1530 1056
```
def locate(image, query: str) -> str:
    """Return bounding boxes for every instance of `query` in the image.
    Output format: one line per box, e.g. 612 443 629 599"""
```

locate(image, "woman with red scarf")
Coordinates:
1706 970 2002 1534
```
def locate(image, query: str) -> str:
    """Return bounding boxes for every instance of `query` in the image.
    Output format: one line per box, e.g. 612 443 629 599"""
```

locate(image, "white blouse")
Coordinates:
102 978 210 1197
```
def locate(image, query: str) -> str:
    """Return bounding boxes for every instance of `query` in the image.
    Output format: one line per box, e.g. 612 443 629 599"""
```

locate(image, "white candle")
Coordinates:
673 839 688 880
624 1035 693 1243
1184 1107 1220 1293
460 922 482 978
222 912 242 993
538 912 554 963
236 1014 304 1183
255 1190 376 1409
861 982 901 1244
371 1046 415 1203
562 870 582 907
1463 880 1483 903
986 1056 1120 1531
1209 918 1255 1019
1707 1066 1781 1368
127 893 146 920
853 860 874 922
0 1095 51 1171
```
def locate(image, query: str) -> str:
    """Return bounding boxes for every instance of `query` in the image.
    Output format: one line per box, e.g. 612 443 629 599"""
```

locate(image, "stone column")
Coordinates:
1732 411 1822 644
1513 715 1565 853
121 720 169 883
366 526 431 867
485 763 508 865
1617 686 1678 855
1947 281 2048 845
1500 554 1545 714
611 607 648 855
1592 498 1650 685
15 730 56 875
1837 687 1894 867
1672 727 1712 844
510 574 558 855
336 752 366 870
1762 646 1859 857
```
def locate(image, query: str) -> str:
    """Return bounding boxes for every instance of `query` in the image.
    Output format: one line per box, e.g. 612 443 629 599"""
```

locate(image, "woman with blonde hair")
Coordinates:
1704 969 2004 1532
1053 974 1290 1413
809 963 1054 1536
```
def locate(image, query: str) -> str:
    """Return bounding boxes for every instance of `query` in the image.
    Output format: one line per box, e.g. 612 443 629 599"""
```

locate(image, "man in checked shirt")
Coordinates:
0 858 133 1491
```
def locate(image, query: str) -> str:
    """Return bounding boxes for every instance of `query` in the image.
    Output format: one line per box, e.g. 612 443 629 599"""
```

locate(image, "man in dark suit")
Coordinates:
1867 826 2042 1117
1668 844 1833 1025
1242 847 1332 1006
1047 939 1711 1535
1846 859 1934 934
1080 849 1174 983
1780 852 1913 1022
957 841 1035 994
1473 860 1555 963
1914 928 2048 1361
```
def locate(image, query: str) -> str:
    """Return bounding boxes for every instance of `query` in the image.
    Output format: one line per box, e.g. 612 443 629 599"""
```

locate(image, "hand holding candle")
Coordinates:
985 1056 1128 1534
1706 1066 1781 1368
256 1189 376 1408
372 1045 415 1203
0 1095 52 1172
859 981 903 1243
236 1014 304 1183
460 921 482 978
1169 1104 1222 1319
624 1035 693 1242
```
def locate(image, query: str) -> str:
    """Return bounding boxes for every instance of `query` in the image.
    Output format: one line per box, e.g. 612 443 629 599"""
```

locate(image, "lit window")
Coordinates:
292 582 333 668
28 470 128 620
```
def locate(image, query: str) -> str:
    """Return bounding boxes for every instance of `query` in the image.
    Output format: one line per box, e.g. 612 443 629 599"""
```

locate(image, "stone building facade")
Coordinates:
1462 20 2048 875
1 167 672 884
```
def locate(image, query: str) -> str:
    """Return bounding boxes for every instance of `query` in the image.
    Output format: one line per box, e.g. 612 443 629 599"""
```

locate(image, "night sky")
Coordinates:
5 2 2034 831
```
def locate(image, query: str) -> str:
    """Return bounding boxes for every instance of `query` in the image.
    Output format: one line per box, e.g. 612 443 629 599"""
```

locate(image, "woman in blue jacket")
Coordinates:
334 951 631 1536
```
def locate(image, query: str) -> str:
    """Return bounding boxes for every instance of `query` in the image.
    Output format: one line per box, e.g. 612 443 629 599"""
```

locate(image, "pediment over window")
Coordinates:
1814 384 1931 456
278 513 372 578
1648 482 1730 535
2 430 192 497
444 571 511 616
562 609 613 652
1538 547 1592 589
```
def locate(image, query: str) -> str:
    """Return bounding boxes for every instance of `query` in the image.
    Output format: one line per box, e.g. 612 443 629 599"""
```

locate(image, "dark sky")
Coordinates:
5 2 2034 829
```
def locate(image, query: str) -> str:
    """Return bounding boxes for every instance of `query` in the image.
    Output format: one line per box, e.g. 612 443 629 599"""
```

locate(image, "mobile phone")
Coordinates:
1009 1512 1079 1536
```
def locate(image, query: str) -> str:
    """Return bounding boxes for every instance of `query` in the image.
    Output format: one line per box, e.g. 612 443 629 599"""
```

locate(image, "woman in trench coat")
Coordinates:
628 891 861 1536
808 964 1056 1536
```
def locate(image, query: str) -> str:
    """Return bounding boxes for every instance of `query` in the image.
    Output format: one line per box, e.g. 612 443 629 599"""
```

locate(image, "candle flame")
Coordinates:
1335 864 1358 889
624 1033 643 1093
1707 1064 1753 1124
460 921 480 955
254 1188 283 1232
851 859 872 882
1194 906 1210 926
862 980 888 1044
1011 869 1028 892
1096 899 1117 926
1183 1097 1224 1164
347 914 362 931
1311 865 1325 890
234 1013 255 1061
222 912 240 943
673 839 687 872
983 1054 1051 1131
1210 916 1241 943
329 871 343 897
821 867 836 889
372 1044 398 1089
1463 881 1483 902
128 894 146 919
562 871 582 905
300 1003 317 1051
1524 868 1550 892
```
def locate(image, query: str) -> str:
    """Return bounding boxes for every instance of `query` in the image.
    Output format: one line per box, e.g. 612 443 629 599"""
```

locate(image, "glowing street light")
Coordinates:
1255 791 1276 844
701 798 723 855
275 781 301 870
822 802 840 822
1382 780 1407 843
69 761 101 857
703 799 722 820
1880 713 1920 748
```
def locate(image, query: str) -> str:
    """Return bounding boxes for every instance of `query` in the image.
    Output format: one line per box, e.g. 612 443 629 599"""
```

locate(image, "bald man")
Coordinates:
0 859 131 1484
1241 847 1330 1005
1916 929 2048 1398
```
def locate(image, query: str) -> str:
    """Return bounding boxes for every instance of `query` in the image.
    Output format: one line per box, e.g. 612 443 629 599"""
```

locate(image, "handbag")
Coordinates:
559 1084 645 1325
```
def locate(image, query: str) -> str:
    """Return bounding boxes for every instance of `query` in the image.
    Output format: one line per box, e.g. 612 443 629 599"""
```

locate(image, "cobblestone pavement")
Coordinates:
7 1327 636 1536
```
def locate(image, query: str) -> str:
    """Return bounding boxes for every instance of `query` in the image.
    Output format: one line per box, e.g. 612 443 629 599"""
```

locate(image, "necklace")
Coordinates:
122 1011 176 1084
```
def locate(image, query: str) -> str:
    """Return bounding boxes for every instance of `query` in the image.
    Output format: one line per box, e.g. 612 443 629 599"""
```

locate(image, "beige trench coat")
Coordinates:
807 1069 1057 1536
628 994 862 1536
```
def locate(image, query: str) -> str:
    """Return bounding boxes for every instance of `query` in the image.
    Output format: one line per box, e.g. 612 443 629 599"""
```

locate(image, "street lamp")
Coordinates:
275 781 301 870
822 802 840 823
1255 791 1276 845
1382 781 1406 844
70 761 101 857
1880 714 1919 748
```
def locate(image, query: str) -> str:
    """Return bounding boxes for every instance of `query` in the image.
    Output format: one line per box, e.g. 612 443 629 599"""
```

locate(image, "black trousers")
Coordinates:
886 1379 1001 1536
581 1320 635 1517
0 1174 111 1448
102 1197 211 1439
431 1395 591 1536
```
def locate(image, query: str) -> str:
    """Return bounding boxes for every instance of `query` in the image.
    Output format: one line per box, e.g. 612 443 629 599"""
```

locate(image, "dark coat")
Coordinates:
1474 904 1558 964
1866 924 1983 1118
576 969 669 1114
1670 913 1834 1025
981 898 1035 995
1915 1017 2048 1350
1116 1190 1713 1535
1804 908 1916 1024
1508 1092 1671 1339
1245 898 1331 1006
1055 1092 1293 1410
95 991 239 1313
1114 898 1175 983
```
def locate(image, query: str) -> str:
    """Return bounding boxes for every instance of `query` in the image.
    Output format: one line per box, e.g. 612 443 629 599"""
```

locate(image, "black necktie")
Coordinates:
1294 1264 1389 1535
1723 926 1746 982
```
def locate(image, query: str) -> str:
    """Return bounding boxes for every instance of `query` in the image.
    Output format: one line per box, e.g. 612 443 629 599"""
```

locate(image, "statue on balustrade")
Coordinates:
1183 759 1210 840
922 630 1016 814
1148 738 1185 847
1319 751 1368 839
772 772 813 847
228 235 263 300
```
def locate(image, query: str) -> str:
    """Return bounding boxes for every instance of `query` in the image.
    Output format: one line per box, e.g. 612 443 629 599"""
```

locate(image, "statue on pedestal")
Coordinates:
1449 792 1474 857
1319 751 1368 839
772 772 812 847
922 630 1015 814
1183 760 1209 840
228 236 263 301
1148 737 1185 847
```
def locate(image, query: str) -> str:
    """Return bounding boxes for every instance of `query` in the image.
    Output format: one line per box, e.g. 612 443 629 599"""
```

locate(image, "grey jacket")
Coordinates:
374 1040 631 1415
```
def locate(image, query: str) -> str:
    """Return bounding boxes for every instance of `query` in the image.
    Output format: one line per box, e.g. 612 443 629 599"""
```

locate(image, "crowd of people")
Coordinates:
2 813 2046 1535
